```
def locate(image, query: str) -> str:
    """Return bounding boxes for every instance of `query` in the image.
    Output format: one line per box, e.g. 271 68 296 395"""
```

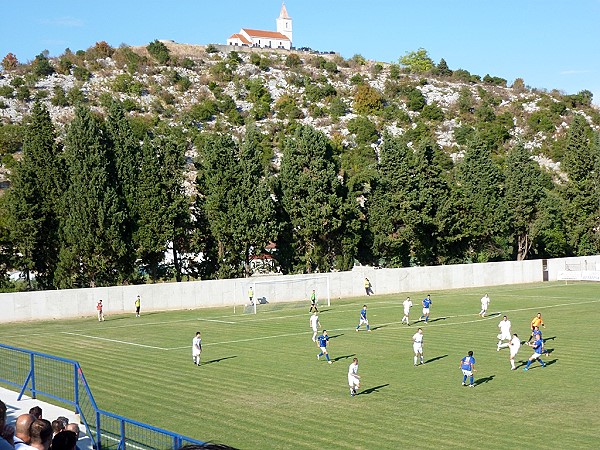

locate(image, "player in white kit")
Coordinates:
412 328 424 366
497 315 512 351
402 297 413 325
309 312 320 342
348 357 360 396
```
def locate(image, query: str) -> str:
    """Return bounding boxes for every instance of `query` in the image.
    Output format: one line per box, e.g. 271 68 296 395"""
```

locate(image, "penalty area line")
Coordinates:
197 318 236 324
61 332 170 350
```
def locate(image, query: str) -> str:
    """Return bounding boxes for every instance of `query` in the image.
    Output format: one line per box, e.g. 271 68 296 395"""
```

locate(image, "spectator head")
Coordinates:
15 413 36 443
51 419 65 436
51 430 77 450
65 423 80 439
29 406 43 419
57 416 69 428
30 419 52 450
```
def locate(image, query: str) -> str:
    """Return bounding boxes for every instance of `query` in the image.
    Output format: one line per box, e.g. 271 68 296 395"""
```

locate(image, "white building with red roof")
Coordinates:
227 2 293 50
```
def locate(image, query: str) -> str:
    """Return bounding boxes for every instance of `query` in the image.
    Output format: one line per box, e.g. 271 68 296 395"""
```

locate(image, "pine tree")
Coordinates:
368 134 414 267
504 144 548 260
56 105 131 287
278 125 354 273
455 134 509 262
5 102 63 288
562 116 600 254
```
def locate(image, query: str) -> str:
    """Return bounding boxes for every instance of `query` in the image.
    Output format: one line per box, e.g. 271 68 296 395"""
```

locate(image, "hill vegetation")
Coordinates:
0 41 599 290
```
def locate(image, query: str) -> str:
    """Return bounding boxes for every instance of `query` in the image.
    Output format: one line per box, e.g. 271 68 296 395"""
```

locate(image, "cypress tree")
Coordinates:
6 102 63 288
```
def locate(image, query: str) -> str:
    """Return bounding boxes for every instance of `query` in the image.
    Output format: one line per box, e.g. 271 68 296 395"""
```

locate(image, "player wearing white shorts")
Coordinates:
508 333 521 370
192 331 202 366
412 328 424 366
497 315 512 351
479 294 490 317
402 297 413 325
309 312 320 342
348 357 360 397
355 305 371 332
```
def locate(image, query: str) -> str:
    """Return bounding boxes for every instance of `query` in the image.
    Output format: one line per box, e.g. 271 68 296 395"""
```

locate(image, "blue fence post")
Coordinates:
30 353 36 399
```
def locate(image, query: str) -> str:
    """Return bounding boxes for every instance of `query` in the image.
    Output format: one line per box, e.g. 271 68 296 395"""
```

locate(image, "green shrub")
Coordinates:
51 86 69 106
421 103 444 121
0 85 14 98
347 116 379 145
147 40 171 65
73 66 91 81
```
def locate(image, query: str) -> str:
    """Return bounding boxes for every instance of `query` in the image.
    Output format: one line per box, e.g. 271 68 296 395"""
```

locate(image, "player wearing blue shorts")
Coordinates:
317 330 332 364
460 351 476 387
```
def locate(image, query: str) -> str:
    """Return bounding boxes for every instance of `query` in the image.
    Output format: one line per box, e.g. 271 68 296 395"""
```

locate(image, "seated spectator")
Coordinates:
56 417 69 429
28 407 43 420
51 430 77 450
13 413 36 449
0 400 14 450
29 419 52 450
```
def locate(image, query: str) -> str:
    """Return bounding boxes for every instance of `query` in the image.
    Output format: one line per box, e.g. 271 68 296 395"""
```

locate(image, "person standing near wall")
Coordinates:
364 278 373 295
96 300 104 322
135 295 141 317
309 290 318 313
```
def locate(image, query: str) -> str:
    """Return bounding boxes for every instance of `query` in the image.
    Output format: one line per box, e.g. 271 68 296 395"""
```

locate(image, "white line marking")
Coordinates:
197 319 236 324
61 332 170 350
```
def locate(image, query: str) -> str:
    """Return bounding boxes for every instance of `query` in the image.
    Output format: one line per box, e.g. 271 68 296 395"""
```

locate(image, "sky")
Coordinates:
1 1 599 104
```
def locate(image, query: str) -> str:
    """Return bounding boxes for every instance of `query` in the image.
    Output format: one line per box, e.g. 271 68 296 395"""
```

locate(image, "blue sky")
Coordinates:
2 1 599 103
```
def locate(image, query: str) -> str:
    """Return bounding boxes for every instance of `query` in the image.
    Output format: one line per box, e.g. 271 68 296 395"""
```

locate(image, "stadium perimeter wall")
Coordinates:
1 255 599 323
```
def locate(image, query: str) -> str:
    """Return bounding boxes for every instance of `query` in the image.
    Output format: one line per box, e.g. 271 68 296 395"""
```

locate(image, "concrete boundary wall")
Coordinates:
1 255 599 323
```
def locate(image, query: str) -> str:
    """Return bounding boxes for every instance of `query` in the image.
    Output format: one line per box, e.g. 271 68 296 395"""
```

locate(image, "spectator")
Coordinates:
56 417 69 429
51 419 64 437
28 407 43 420
14 413 36 449
51 430 77 450
65 423 82 450
0 400 14 450
29 419 52 450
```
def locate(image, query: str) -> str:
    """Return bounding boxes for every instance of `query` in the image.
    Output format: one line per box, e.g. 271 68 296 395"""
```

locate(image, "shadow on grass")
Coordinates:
370 324 387 331
357 384 389 396
474 375 495 386
329 333 344 339
424 354 448 364
426 317 447 324
332 354 356 362
201 356 238 365
543 336 557 342
544 358 558 367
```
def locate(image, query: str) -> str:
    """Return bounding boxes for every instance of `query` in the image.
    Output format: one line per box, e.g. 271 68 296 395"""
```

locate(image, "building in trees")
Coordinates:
227 2 292 49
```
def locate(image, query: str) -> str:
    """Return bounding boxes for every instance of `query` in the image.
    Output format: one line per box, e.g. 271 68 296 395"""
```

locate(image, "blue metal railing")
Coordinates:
0 343 205 449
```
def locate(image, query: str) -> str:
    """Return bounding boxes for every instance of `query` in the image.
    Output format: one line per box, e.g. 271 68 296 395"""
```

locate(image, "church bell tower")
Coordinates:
276 2 293 44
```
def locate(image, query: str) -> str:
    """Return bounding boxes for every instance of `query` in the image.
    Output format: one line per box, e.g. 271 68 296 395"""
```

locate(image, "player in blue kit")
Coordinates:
532 326 550 357
355 305 371 332
317 330 332 364
523 335 547 370
459 350 476 387
420 294 432 323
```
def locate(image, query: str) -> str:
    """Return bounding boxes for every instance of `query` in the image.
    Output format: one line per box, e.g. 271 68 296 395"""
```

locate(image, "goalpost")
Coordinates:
237 275 331 314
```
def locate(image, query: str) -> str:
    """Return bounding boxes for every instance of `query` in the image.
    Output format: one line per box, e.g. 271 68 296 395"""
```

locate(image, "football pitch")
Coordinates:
1 281 600 449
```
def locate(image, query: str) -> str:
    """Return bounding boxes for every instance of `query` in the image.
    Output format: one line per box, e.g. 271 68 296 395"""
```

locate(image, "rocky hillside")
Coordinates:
1 40 599 182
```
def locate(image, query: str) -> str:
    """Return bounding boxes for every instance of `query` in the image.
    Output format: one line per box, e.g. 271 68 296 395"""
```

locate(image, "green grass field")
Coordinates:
1 281 600 449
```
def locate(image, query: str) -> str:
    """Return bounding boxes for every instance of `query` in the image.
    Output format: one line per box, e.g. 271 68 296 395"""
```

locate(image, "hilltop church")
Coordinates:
227 2 293 50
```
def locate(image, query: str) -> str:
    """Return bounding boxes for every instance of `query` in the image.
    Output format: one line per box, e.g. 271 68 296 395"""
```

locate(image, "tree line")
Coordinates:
1 101 599 290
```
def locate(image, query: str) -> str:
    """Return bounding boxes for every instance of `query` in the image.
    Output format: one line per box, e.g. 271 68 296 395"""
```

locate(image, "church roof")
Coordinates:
241 28 290 40
228 33 251 45
279 2 291 19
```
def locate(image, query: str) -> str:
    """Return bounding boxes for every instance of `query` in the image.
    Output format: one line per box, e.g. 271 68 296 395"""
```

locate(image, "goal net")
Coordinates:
237 275 331 314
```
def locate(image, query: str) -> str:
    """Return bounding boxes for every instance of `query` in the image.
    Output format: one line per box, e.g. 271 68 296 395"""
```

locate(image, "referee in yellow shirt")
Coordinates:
527 312 545 342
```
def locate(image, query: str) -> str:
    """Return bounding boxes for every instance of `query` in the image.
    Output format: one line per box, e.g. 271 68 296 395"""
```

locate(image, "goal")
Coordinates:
237 275 331 314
